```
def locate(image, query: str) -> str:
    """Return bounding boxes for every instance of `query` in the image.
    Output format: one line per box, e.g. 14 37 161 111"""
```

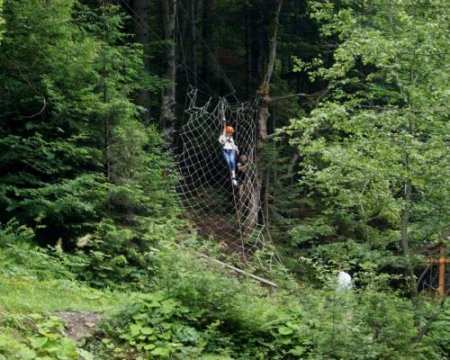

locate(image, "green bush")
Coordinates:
0 314 91 360
62 218 179 290
0 0 178 252
0 219 72 280
90 248 448 359
94 291 231 359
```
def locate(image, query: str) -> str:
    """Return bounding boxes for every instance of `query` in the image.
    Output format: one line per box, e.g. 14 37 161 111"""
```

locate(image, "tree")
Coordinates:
200 0 214 86
246 0 284 238
160 0 177 137
0 1 175 248
284 0 450 293
188 0 200 87
132 0 152 121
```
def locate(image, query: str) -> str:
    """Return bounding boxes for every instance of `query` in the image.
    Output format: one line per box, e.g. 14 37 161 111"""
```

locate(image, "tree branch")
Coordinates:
23 97 47 118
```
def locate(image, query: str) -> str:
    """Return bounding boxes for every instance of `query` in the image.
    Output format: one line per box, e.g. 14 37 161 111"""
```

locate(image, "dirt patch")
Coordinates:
56 311 102 342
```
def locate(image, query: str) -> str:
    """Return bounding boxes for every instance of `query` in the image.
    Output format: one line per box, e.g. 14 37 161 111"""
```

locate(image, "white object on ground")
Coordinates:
336 271 352 292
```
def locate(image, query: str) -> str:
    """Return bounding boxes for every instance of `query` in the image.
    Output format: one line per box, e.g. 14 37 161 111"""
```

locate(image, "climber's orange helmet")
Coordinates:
225 126 235 135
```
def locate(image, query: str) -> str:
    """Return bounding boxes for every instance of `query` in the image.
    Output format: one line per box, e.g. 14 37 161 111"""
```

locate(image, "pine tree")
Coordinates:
0 1 176 248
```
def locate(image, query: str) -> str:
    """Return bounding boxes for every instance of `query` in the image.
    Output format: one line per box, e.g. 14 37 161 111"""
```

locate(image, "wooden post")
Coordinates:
430 245 449 297
438 246 446 297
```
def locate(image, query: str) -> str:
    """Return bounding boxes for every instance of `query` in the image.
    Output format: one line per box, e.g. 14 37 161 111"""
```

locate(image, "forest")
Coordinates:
0 0 449 359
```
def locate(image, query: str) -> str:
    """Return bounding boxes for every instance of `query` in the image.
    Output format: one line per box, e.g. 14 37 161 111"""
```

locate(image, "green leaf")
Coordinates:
129 323 141 337
278 326 294 335
151 347 171 357
140 327 154 335
77 349 94 360
289 346 305 356
29 337 48 349
143 343 156 350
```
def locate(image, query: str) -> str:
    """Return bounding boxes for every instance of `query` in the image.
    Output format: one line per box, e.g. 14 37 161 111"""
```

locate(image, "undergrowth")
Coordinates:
85 246 450 359
1 220 449 359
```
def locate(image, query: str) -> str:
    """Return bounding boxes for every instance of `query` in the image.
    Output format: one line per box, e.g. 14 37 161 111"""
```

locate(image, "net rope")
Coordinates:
175 89 264 254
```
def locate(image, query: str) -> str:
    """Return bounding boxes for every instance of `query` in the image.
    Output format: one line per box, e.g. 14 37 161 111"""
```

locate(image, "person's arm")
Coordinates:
219 115 227 144
222 114 227 135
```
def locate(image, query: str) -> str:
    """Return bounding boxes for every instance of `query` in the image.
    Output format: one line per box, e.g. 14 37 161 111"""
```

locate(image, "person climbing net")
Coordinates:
219 114 239 187
176 88 265 249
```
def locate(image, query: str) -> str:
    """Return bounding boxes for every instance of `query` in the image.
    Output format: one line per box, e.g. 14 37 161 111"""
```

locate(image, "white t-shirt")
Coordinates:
219 134 239 152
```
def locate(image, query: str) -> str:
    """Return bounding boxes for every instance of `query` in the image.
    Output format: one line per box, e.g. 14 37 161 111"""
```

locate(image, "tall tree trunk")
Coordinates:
257 0 283 140
199 0 236 95
103 71 111 182
245 5 250 98
201 0 214 85
246 0 283 237
132 0 151 121
242 147 260 238
189 0 199 87
100 0 112 181
401 177 418 297
160 0 177 138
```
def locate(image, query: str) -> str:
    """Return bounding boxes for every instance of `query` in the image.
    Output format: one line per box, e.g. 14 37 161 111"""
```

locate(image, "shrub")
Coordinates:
89 248 448 359
0 314 91 360
0 219 72 280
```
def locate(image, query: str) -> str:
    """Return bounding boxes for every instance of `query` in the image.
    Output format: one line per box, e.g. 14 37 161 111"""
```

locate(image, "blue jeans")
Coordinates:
223 149 237 173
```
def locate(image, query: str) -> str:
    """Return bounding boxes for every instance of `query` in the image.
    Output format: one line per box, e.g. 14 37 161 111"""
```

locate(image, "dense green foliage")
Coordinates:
278 0 450 292
2 225 449 359
0 0 449 359
0 1 179 287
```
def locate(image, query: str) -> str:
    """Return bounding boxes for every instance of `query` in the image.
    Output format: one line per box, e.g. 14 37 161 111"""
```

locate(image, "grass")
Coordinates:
0 248 137 360
0 274 129 314
0 244 134 315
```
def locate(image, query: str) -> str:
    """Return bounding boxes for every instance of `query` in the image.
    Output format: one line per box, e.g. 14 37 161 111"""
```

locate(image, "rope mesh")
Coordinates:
417 263 450 294
176 89 264 253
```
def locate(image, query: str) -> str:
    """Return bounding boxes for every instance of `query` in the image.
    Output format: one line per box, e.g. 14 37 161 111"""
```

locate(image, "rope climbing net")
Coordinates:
176 89 265 253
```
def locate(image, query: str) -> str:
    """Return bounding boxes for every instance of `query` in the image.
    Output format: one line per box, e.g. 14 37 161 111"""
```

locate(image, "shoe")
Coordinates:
232 178 239 187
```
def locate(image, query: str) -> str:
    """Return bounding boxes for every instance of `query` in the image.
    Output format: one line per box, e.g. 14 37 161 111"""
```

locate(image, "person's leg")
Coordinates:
223 150 238 186
229 151 238 186
229 151 237 176
223 150 233 171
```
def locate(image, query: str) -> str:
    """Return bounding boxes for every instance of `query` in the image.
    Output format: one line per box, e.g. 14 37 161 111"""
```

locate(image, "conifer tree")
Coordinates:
0 1 175 248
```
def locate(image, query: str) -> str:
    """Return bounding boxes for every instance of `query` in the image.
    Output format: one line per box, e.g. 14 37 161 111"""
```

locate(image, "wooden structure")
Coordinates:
429 245 449 297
